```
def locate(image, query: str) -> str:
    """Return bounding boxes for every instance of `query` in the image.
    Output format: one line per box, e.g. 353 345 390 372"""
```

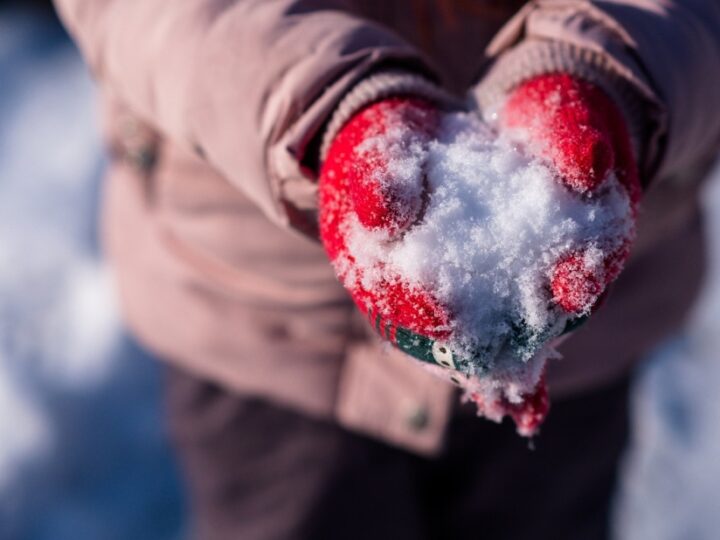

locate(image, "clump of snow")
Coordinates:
342 111 633 393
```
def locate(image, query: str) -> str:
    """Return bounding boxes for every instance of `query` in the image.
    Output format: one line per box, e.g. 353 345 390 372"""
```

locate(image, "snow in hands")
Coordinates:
319 100 636 435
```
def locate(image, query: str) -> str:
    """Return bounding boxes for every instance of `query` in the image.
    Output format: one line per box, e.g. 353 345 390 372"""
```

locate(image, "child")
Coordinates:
54 1 720 538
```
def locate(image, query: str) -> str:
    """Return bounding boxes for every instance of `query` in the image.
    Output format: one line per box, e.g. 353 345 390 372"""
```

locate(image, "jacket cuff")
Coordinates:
320 70 460 162
472 40 648 171
335 337 454 456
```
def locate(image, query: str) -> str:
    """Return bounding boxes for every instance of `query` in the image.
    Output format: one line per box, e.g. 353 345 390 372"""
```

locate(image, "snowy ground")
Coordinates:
613 169 720 539
0 8 184 540
1 5 719 540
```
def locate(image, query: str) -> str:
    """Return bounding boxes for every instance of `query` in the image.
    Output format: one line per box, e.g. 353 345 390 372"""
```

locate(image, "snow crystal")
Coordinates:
342 112 634 386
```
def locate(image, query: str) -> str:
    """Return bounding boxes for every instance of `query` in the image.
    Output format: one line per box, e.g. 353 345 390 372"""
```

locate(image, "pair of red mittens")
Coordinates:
318 73 641 435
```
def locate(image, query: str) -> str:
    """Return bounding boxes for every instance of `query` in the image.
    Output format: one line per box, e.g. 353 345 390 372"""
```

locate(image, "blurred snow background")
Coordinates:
0 6 185 540
613 171 720 539
1 3 719 540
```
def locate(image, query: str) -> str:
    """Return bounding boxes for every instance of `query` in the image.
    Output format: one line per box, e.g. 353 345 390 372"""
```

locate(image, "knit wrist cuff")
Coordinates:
320 70 461 161
472 40 647 165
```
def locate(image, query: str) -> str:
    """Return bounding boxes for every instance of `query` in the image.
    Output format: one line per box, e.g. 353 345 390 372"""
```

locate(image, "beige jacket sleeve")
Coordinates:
53 0 443 234
474 0 720 183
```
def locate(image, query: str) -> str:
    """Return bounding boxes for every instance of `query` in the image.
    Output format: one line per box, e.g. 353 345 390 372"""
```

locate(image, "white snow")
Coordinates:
613 161 720 540
0 363 50 492
0 8 184 539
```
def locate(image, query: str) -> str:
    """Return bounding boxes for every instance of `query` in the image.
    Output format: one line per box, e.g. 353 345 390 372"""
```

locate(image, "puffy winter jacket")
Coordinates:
54 0 720 454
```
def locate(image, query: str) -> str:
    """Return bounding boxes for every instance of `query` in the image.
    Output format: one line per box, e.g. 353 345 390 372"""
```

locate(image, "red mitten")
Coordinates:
501 73 641 315
319 98 451 340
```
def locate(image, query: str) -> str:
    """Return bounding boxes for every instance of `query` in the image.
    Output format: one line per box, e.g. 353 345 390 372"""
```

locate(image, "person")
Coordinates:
52 1 720 538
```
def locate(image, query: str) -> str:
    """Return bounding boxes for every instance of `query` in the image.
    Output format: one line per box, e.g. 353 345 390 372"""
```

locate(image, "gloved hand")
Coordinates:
500 73 641 315
319 97 451 342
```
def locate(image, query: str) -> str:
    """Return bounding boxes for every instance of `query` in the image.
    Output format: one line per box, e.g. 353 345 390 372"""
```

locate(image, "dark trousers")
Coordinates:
165 368 630 540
